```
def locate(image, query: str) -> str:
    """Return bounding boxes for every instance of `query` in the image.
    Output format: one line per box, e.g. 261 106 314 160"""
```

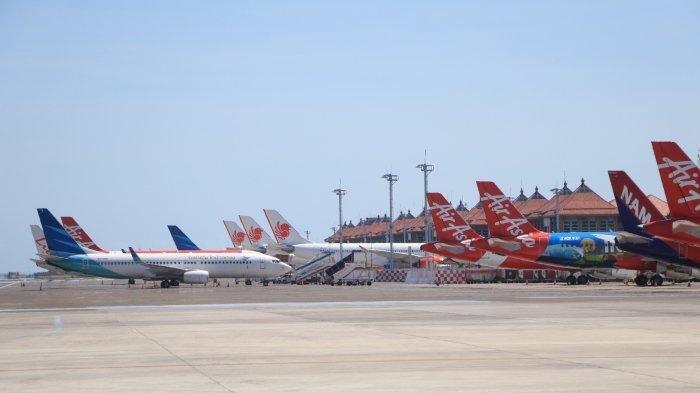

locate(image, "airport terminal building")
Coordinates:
326 179 670 243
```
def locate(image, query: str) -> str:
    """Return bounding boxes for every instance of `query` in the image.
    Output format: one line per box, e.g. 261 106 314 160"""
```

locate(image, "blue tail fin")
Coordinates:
167 225 200 251
37 208 86 257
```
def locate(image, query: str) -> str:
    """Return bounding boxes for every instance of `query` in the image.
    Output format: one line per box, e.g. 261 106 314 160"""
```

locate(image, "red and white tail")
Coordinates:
239 215 276 247
426 193 481 243
30 224 50 259
476 181 539 238
223 220 251 248
263 209 310 245
652 141 700 219
60 216 108 253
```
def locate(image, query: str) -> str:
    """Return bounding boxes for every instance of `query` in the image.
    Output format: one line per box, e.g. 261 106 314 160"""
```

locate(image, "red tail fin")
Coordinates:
608 170 665 226
652 141 700 218
426 193 481 243
60 216 107 253
476 181 539 238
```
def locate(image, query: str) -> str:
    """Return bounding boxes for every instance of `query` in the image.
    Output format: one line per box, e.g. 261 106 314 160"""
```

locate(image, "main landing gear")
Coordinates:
566 274 590 285
160 279 180 289
635 274 664 287
128 278 136 285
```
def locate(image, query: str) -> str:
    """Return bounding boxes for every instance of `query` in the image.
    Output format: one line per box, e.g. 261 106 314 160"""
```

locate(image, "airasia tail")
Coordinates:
420 192 565 271
608 170 700 283
476 181 641 285
646 141 700 247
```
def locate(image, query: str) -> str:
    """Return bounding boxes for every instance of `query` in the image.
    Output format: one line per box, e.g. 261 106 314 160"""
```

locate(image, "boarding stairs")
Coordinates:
293 252 336 283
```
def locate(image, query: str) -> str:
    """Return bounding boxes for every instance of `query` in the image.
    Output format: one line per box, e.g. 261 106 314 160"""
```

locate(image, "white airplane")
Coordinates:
29 224 69 274
262 209 435 268
37 209 292 288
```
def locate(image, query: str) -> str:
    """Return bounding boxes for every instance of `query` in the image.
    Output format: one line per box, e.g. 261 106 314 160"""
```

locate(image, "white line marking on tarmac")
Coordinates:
53 316 63 332
0 299 489 313
0 282 20 289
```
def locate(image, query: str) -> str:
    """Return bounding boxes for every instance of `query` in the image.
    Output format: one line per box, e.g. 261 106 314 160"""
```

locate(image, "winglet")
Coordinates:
128 247 143 263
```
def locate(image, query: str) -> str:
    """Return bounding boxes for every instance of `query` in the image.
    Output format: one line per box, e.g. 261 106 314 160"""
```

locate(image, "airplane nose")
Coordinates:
279 262 292 274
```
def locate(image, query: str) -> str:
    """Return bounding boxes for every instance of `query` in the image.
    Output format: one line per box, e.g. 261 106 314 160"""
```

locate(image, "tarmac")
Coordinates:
1 280 699 392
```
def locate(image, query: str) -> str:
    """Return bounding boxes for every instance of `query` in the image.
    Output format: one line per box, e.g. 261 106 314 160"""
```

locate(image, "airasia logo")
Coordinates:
429 202 472 241
247 227 263 242
273 221 291 240
482 192 529 236
232 231 246 245
659 156 700 211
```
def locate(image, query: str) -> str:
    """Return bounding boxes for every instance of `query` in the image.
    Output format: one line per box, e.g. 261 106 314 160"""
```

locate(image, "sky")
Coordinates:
1 1 698 272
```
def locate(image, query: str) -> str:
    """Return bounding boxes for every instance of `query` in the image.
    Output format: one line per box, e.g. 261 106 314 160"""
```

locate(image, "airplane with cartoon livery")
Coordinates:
37 209 291 288
642 141 700 248
261 209 438 268
470 181 654 285
608 170 700 283
419 193 580 272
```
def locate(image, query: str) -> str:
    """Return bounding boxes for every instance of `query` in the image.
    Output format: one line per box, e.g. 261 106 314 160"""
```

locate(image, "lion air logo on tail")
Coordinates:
232 231 246 245
273 221 291 240
247 227 263 243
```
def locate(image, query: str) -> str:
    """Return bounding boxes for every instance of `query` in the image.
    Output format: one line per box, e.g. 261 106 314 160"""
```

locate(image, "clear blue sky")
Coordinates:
1 1 698 272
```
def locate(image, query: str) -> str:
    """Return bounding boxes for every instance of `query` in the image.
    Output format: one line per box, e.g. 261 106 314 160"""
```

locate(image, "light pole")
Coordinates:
333 187 346 256
416 160 434 242
382 173 398 268
550 187 560 232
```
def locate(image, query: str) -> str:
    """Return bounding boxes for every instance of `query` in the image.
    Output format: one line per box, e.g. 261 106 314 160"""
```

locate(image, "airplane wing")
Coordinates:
359 246 424 264
128 248 188 279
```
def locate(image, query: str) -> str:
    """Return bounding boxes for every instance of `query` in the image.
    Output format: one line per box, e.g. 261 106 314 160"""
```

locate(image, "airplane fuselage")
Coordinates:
47 251 291 280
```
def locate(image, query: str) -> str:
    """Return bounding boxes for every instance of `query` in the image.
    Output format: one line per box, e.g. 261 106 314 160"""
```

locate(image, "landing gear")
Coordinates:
262 280 269 287
128 278 135 285
651 274 664 287
634 275 647 286
169 279 180 287
160 280 170 289
566 275 577 285
577 275 590 285
245 279 252 286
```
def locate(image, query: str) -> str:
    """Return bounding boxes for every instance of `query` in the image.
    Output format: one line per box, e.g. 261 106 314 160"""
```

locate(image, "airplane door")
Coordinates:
679 243 688 259
259 260 266 269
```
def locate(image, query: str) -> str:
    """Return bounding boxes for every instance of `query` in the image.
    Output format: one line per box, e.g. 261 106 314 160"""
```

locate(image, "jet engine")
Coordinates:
183 270 209 284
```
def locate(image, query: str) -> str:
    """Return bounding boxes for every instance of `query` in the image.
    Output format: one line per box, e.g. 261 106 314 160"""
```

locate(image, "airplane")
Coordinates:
223 220 252 249
419 193 580 272
259 209 438 268
643 141 700 247
37 208 292 288
608 170 700 283
470 181 655 285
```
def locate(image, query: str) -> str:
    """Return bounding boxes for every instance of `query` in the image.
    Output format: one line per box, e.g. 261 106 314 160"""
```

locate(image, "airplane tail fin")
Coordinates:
608 171 666 235
263 209 310 244
167 225 200 251
30 224 50 259
223 220 251 247
651 141 700 219
239 215 276 247
426 193 481 243
60 216 108 253
476 181 539 238
37 209 86 257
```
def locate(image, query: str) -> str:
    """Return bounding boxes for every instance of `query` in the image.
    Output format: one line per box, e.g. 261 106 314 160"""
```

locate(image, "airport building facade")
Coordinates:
326 179 670 243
